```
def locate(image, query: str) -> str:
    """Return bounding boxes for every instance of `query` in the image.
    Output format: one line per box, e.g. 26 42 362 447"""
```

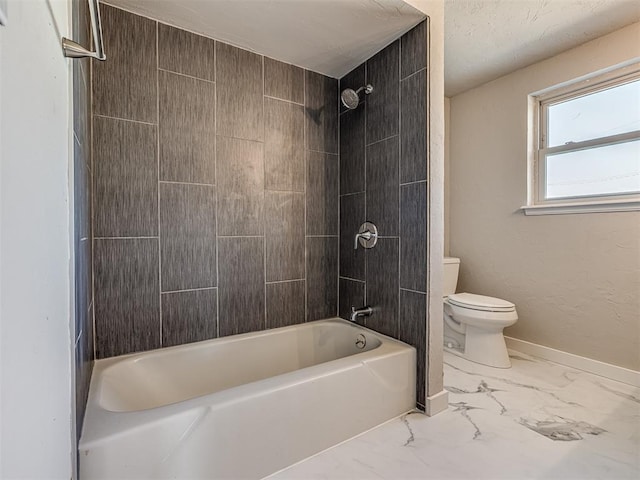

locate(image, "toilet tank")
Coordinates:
443 257 460 297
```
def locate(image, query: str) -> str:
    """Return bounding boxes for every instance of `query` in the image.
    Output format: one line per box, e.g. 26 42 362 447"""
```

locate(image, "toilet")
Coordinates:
443 257 518 368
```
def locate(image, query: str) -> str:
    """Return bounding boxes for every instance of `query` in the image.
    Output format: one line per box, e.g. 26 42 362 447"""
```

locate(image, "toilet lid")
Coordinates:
448 293 515 312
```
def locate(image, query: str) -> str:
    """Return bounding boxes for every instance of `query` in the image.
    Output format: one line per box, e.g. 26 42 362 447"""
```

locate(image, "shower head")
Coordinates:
341 84 373 110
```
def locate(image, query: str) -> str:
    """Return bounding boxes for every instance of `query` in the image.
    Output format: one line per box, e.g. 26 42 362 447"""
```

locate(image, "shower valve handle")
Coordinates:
354 222 378 250
354 230 374 249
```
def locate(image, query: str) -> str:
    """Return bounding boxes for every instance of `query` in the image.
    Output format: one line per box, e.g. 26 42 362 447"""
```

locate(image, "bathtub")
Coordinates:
79 318 416 479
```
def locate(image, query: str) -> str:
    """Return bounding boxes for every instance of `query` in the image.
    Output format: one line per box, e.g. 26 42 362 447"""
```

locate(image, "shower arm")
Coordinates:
62 0 106 61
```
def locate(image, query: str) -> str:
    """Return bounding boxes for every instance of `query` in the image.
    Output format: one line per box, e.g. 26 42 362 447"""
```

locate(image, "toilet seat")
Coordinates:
448 293 515 313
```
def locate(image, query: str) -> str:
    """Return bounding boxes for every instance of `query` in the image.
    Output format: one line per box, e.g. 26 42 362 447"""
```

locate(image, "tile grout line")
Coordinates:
264 94 304 107
306 147 338 155
162 286 217 295
365 133 399 148
262 54 268 330
340 275 366 284
218 235 264 238
340 190 366 198
156 20 163 347
214 132 265 144
401 287 427 296
304 69 308 323
401 179 428 187
266 189 305 195
93 113 156 126
363 59 368 308
401 65 427 82
214 38 220 340
158 66 215 85
94 236 159 240
266 278 305 285
90 46 97 362
160 180 215 187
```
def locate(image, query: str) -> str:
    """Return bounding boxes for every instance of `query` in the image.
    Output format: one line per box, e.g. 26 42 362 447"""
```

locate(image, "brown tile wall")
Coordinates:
338 21 429 407
92 5 339 358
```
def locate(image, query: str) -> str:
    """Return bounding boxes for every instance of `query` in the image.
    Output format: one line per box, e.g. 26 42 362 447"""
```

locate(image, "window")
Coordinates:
525 65 640 215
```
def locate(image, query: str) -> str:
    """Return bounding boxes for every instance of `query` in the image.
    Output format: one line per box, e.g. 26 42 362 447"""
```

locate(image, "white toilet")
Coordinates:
443 257 518 368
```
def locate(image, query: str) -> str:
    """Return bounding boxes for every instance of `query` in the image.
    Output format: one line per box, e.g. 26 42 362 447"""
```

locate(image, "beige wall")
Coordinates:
448 22 640 371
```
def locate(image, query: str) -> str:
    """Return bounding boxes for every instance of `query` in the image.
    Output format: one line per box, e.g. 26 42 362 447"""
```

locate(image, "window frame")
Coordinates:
524 64 640 215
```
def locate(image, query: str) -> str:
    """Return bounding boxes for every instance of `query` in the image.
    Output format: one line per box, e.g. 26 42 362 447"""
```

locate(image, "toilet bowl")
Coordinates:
443 258 518 368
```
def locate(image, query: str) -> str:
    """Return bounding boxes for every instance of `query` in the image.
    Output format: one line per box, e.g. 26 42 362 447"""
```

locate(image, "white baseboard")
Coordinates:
505 336 640 388
424 389 449 416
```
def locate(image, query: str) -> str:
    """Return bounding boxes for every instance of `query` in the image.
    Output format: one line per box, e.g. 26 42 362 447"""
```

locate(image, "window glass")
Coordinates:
545 139 640 199
547 79 640 147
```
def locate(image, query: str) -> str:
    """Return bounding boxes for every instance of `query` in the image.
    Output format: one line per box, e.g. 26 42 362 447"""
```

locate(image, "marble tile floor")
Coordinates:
269 350 640 479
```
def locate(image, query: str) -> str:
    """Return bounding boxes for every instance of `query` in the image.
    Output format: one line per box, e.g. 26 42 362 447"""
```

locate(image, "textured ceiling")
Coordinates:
101 1 640 96
444 0 640 96
102 0 426 79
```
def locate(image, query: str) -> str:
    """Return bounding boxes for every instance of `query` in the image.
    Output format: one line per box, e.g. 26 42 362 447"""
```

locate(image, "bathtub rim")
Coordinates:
79 318 416 449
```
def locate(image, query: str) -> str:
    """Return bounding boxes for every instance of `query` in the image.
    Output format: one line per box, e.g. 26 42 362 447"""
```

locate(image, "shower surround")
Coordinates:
91 4 430 408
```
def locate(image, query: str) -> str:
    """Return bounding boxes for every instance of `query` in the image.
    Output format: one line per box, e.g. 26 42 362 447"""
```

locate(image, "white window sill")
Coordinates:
521 198 640 216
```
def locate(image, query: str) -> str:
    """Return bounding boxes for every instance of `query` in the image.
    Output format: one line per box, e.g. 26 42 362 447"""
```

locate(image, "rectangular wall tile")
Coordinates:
93 116 158 237
217 136 264 236
73 60 90 154
339 64 365 114
401 21 427 79
92 5 157 122
399 289 426 406
74 142 90 240
340 105 365 194
400 182 427 292
307 236 338 321
266 281 305 329
306 70 338 153
158 23 215 81
160 183 216 292
366 40 400 144
366 238 399 337
218 237 265 336
162 289 217 347
401 69 427 183
75 239 91 338
265 97 305 191
265 57 304 104
266 192 305 281
81 161 91 240
339 193 365 280
306 151 339 235
366 135 400 236
159 70 216 184
216 42 263 141
94 238 160 358
75 306 93 436
339 277 365 322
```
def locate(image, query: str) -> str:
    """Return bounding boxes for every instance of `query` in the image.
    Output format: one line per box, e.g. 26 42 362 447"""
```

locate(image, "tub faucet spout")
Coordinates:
350 306 373 323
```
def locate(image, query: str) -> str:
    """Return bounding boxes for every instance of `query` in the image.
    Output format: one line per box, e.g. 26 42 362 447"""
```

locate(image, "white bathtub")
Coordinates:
79 318 416 479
